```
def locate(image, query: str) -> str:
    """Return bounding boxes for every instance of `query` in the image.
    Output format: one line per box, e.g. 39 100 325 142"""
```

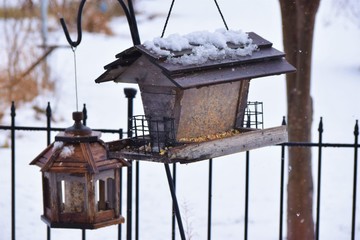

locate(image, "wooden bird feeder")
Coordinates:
95 31 295 163
30 112 128 229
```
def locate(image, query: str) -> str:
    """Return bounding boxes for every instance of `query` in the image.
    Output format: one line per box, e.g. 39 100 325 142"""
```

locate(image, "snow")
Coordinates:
144 29 257 65
0 0 360 239
59 145 74 158
52 141 63 152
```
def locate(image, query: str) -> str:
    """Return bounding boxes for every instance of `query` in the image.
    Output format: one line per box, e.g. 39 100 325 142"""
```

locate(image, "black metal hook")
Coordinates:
117 0 141 45
60 0 86 48
60 0 140 47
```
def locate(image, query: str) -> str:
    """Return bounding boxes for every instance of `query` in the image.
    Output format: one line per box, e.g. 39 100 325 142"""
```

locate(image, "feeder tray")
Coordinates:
106 125 287 164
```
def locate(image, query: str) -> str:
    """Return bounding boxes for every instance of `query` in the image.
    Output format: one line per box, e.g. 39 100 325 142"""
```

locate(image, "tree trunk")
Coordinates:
279 0 320 239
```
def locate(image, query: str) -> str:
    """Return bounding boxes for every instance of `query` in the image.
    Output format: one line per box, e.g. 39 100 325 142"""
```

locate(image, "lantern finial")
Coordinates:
64 111 92 136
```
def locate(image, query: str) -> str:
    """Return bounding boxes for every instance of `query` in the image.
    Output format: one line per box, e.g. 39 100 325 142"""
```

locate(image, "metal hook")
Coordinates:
60 0 86 48
117 0 141 45
60 0 140 47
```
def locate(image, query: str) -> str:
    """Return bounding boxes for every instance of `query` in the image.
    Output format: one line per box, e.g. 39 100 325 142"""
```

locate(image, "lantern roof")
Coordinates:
31 139 128 173
95 31 295 89
31 112 128 173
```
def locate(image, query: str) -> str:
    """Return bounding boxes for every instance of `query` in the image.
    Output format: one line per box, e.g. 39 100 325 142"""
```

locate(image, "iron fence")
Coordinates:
0 94 359 240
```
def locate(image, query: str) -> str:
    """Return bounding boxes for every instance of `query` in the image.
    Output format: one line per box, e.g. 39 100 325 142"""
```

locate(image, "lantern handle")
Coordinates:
60 0 140 47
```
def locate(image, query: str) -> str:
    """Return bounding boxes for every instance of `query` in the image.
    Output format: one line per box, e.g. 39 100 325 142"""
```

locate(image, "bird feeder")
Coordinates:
30 112 128 229
95 30 295 163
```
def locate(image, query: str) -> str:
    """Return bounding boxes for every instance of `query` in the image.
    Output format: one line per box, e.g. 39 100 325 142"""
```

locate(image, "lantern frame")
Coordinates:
31 112 128 229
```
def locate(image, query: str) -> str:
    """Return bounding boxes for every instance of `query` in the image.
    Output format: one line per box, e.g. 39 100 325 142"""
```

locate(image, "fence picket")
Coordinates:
11 102 16 240
316 117 324 240
0 101 359 240
351 120 359 240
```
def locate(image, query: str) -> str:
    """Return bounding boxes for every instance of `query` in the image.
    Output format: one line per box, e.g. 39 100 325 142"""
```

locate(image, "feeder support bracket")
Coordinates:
60 0 141 48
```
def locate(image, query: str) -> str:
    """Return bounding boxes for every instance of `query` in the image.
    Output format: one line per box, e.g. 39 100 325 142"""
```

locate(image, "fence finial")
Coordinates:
354 120 359 137
11 101 16 118
46 102 51 118
318 117 324 133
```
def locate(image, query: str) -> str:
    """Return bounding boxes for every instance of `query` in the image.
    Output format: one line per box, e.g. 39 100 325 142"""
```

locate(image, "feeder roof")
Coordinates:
95 32 295 89
30 135 128 173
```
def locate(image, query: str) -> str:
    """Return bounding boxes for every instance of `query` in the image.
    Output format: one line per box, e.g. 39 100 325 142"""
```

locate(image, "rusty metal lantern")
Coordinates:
30 112 128 229
95 32 296 163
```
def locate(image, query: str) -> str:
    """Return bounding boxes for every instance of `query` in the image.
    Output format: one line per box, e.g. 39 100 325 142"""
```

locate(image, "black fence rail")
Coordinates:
0 97 359 240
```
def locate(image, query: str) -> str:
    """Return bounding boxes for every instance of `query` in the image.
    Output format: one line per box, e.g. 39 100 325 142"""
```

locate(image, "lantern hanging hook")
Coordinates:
60 0 86 48
59 0 140 46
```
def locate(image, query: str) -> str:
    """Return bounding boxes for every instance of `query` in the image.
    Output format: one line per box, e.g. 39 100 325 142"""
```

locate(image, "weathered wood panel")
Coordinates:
235 79 250 128
48 172 59 221
176 81 241 139
169 58 295 89
81 143 99 173
95 210 115 223
141 91 176 120
168 126 288 163
86 173 95 223
114 169 120 217
105 126 287 163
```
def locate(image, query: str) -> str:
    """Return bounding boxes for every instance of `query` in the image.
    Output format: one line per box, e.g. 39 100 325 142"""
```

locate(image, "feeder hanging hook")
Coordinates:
60 0 86 48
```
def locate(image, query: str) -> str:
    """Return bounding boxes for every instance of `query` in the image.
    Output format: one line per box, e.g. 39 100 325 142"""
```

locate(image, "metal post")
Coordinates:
119 167 123 240
81 104 87 239
279 117 286 240
315 117 324 240
244 151 250 240
171 163 177 240
46 102 52 240
207 159 213 240
124 88 137 240
119 129 123 240
164 164 186 240
135 160 139 240
351 120 359 240
126 0 141 45
11 102 16 240
244 115 251 240
127 161 133 240
46 102 51 145
124 88 137 138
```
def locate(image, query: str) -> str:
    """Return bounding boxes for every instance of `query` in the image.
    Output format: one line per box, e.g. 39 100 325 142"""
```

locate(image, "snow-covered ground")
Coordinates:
1 0 360 239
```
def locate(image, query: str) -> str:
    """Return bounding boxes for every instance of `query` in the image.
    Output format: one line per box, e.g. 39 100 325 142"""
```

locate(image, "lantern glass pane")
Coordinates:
57 173 86 213
95 170 115 212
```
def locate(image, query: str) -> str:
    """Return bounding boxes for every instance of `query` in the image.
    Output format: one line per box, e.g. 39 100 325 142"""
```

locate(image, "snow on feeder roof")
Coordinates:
96 30 294 88
142 29 258 65
95 29 295 163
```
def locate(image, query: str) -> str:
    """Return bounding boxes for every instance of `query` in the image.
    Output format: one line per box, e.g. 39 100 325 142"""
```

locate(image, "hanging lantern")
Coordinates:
31 112 128 229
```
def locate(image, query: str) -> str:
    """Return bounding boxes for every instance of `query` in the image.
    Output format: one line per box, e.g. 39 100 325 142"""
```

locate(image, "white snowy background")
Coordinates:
1 0 360 239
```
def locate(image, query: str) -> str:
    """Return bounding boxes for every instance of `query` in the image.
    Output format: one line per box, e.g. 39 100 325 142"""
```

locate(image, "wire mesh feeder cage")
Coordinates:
131 115 176 154
243 101 264 129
